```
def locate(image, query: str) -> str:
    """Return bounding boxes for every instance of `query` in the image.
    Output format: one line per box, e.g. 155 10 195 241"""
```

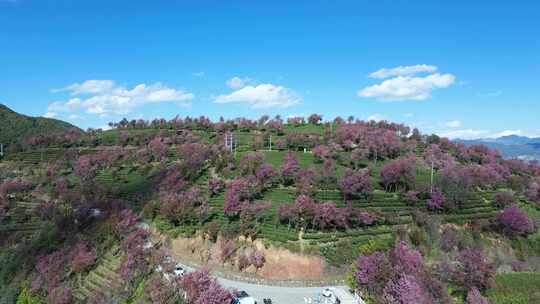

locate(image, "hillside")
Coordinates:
1 115 539 303
0 104 81 149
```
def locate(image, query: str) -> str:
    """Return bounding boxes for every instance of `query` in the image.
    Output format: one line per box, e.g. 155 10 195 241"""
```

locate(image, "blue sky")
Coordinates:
1 0 539 139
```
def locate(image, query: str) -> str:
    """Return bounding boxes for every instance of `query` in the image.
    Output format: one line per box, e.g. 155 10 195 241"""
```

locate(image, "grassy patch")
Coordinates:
486 273 540 304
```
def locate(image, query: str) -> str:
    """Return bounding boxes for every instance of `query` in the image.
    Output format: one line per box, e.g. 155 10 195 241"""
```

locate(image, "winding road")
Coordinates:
149 224 363 303
177 263 362 304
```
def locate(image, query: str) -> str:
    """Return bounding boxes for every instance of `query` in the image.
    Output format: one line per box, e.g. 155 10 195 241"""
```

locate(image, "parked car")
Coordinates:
173 264 185 277
155 257 185 281
234 291 257 304
320 288 339 304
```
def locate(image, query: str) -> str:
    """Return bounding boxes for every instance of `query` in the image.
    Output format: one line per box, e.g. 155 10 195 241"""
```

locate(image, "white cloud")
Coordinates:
226 76 251 89
287 113 306 119
488 130 540 138
369 64 438 79
43 112 57 118
358 72 456 101
492 130 521 137
214 84 300 109
99 124 112 131
48 80 194 116
52 80 116 95
438 129 488 140
367 113 386 122
445 120 462 128
68 114 80 120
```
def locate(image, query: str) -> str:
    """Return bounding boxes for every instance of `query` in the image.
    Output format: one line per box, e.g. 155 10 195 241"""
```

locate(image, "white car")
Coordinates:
237 298 256 304
320 288 339 304
173 264 185 277
156 260 185 281
235 291 257 304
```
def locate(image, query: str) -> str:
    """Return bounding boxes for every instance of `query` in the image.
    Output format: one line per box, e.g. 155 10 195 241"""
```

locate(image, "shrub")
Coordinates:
223 192 242 218
0 178 32 198
255 163 277 189
160 187 207 225
358 212 376 226
495 204 535 237
409 227 428 247
295 168 316 195
339 169 373 200
181 269 234 304
355 251 392 294
511 260 527 272
239 153 264 175
181 269 214 302
237 253 250 271
466 287 489 304
195 280 235 304
383 274 432 304
217 238 237 264
293 195 316 228
402 191 419 206
48 286 72 304
204 221 221 242
388 241 424 275
485 272 540 304
281 153 300 185
208 178 223 196
32 248 69 294
69 241 97 273
74 155 98 182
354 241 449 302
148 137 169 161
15 286 41 304
357 237 395 256
277 203 295 225
380 156 416 192
308 114 322 124
115 209 140 236
146 274 182 303
454 248 496 290
312 202 348 230
441 227 458 252
493 191 516 209
249 251 266 270
313 145 331 160
427 190 446 212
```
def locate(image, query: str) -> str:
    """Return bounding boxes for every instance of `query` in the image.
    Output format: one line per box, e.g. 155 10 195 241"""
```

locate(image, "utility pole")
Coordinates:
269 135 272 151
225 133 234 152
430 159 434 194
0 143 3 158
234 134 237 156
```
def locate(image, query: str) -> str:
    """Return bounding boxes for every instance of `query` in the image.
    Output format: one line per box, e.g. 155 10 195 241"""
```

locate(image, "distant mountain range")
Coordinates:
456 135 540 161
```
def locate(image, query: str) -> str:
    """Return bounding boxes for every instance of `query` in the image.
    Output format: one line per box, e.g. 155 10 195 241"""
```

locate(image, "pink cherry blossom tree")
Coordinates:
339 169 373 200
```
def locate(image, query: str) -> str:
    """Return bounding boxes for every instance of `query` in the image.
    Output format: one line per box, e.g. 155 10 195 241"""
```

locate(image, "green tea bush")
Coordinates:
486 273 540 304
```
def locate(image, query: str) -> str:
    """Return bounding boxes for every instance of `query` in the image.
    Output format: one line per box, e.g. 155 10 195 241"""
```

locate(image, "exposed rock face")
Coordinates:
168 235 326 280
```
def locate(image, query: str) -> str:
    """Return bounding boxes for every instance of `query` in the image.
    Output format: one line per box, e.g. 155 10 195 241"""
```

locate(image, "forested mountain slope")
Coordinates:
0 104 81 150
